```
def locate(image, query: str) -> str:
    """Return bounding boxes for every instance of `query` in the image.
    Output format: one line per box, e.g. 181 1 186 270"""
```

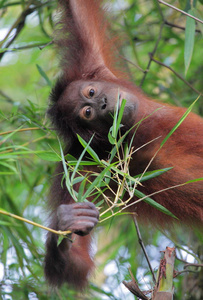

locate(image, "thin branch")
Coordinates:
149 54 203 96
123 269 149 300
133 216 156 283
0 209 71 236
0 90 14 104
174 263 203 277
158 0 203 24
174 269 197 276
164 20 201 33
184 263 203 269
0 6 35 60
0 1 51 60
1 42 52 53
0 127 42 136
155 0 165 21
119 54 145 73
139 22 165 86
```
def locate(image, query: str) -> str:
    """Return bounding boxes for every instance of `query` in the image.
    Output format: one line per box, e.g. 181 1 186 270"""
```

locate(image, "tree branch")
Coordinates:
133 216 156 283
158 0 203 24
139 22 165 86
149 54 202 96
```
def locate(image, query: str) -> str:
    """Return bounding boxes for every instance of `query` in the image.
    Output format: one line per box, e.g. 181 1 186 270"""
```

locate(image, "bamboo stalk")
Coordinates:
152 247 176 300
0 209 71 236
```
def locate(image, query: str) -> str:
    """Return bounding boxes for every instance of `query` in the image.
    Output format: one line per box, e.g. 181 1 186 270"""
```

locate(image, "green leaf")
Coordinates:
191 7 203 34
57 235 65 247
134 190 177 219
1 125 24 143
108 98 126 144
72 176 85 185
137 167 173 182
160 98 199 148
77 178 87 202
77 134 100 163
36 151 61 161
65 154 77 161
59 138 68 178
185 177 203 184
184 10 196 75
65 154 98 166
81 167 110 201
36 64 52 86
57 234 72 247
116 98 126 132
0 161 18 173
0 221 13 226
95 199 105 207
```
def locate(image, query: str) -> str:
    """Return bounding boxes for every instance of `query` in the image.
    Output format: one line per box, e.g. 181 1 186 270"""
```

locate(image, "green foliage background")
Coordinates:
0 0 202 299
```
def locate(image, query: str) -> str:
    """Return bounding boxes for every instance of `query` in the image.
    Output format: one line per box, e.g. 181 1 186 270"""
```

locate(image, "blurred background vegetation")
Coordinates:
0 0 202 299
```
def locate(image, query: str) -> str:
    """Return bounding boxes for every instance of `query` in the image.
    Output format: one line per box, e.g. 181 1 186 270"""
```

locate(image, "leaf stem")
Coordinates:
0 209 71 236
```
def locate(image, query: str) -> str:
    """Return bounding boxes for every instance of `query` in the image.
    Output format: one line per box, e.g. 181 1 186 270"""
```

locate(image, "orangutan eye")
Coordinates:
85 107 92 117
82 86 97 99
80 106 96 121
88 88 95 97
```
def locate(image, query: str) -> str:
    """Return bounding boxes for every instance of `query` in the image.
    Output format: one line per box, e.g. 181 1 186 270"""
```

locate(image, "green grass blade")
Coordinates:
160 98 199 148
134 189 177 219
77 134 100 163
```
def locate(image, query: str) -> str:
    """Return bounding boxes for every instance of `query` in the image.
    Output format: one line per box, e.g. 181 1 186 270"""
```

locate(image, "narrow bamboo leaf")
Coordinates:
67 160 98 166
116 98 126 132
108 128 116 144
0 208 8 212
57 235 65 247
0 161 18 172
185 177 203 183
134 190 177 218
77 134 100 163
1 125 24 143
104 170 112 185
109 108 162 162
58 138 68 178
0 221 13 226
137 167 173 182
0 172 16 175
37 151 61 161
2 226 26 269
65 171 71 189
72 176 85 185
71 135 95 182
81 168 108 201
109 125 133 162
0 145 29 151
184 10 195 75
95 199 105 207
108 97 126 144
0 149 63 160
102 161 139 185
36 64 52 86
66 177 79 201
65 154 77 161
66 153 97 165
160 98 199 148
112 93 120 139
192 8 203 34
77 178 88 202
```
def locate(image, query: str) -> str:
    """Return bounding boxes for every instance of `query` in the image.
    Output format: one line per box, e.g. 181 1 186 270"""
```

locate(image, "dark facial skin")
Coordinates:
59 80 136 131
